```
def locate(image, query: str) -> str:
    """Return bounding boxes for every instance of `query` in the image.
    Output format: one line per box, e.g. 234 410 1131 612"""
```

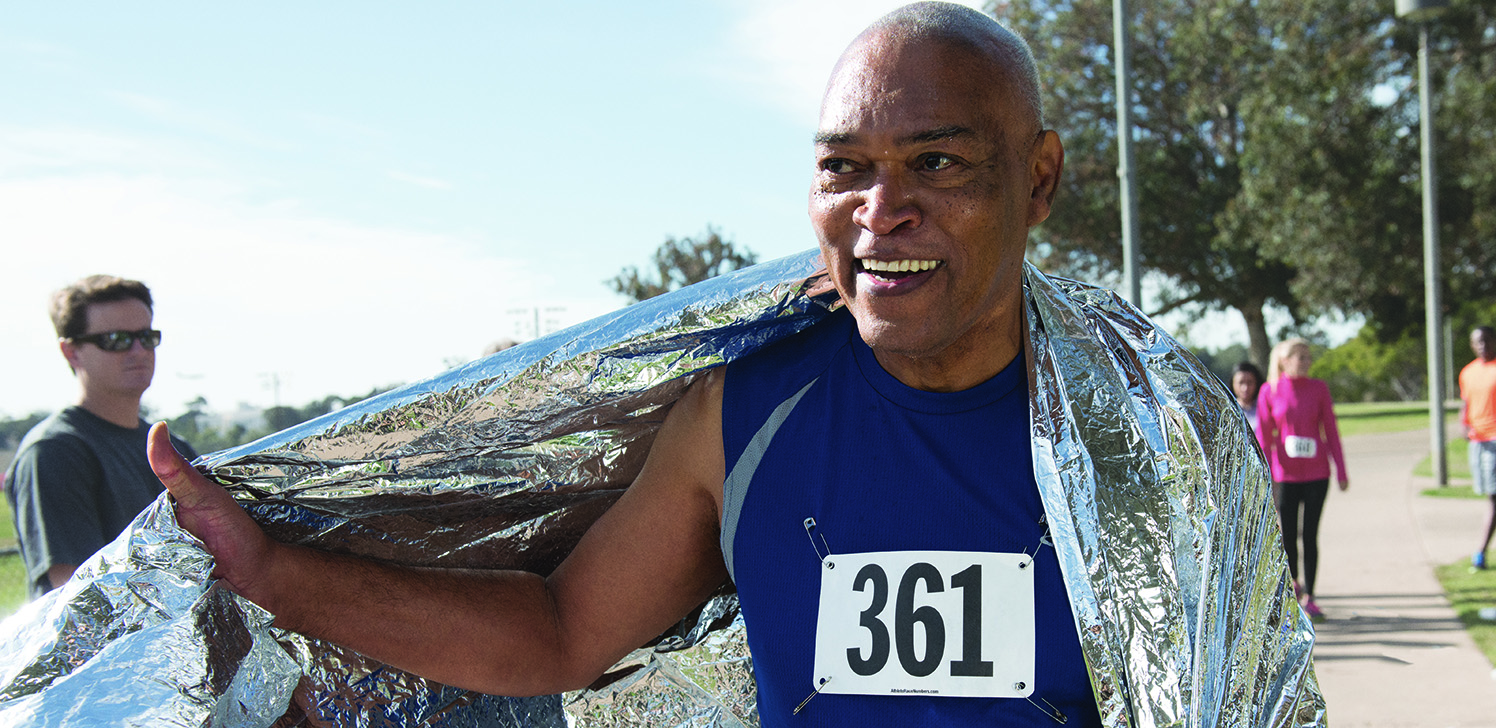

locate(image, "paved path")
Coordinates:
1311 429 1496 726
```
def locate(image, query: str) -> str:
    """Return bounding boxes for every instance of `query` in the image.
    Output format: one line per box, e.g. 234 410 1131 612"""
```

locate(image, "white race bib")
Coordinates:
812 551 1035 699
1284 435 1317 459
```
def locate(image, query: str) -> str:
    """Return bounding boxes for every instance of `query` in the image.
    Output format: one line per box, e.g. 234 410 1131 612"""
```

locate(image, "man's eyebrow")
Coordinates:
813 131 854 146
812 125 976 147
902 125 974 145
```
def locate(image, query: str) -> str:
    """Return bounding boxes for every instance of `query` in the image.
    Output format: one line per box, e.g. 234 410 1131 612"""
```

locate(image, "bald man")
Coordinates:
147 4 1320 725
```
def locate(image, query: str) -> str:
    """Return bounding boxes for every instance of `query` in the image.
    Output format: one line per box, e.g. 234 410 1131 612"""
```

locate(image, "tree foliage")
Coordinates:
991 0 1495 366
1313 297 1496 402
1428 1 1496 324
608 227 758 303
1313 328 1426 402
0 413 47 451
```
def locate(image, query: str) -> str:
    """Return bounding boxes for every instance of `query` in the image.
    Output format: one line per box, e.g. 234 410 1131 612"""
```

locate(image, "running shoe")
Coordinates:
1302 598 1325 619
1474 552 1487 570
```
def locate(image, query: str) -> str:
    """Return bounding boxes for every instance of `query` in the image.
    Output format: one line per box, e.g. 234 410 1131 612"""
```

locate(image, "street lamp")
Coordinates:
1113 0 1141 307
1396 0 1448 484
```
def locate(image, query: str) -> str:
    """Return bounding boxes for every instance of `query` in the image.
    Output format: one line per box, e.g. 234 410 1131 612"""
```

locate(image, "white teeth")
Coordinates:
861 258 939 273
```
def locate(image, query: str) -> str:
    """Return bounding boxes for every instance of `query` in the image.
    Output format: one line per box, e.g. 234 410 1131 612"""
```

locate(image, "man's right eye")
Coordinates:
820 158 855 174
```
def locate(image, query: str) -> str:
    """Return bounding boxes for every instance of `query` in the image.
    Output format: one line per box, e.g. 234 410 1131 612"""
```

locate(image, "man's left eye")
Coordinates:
919 154 955 171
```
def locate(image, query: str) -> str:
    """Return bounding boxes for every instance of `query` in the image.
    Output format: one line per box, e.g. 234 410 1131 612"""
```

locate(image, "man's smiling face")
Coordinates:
807 29 1060 390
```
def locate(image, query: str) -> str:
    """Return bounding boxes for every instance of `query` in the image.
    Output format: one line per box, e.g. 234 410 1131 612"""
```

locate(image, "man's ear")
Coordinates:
59 339 80 375
1025 130 1064 227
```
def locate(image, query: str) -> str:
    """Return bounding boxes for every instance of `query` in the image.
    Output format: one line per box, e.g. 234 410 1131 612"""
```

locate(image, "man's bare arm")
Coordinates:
147 372 730 696
45 563 76 591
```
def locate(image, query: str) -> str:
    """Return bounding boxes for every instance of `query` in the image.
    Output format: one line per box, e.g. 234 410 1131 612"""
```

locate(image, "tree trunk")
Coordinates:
1240 301 1271 370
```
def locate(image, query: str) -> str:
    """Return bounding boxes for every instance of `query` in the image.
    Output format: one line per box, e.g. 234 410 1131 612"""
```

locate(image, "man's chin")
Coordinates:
853 318 939 358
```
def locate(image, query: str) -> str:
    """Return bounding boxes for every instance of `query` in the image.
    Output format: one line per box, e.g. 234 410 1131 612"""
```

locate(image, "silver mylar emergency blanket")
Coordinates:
0 249 1324 727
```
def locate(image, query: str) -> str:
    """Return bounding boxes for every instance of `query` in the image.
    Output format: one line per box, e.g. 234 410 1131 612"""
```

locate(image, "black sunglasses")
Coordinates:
69 329 162 352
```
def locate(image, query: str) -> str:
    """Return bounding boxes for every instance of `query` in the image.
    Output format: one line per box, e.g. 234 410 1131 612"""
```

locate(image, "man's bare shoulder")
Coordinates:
643 369 727 512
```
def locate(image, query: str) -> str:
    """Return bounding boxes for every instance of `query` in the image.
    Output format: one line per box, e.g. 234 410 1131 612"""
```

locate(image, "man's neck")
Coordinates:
871 316 1024 393
77 392 143 429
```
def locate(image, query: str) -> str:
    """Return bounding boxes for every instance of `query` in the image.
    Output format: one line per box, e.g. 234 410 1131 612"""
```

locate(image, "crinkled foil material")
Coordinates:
0 250 1322 727
1025 269 1324 727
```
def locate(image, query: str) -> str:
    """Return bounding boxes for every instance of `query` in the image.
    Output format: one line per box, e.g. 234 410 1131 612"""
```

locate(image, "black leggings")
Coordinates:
1278 479 1330 595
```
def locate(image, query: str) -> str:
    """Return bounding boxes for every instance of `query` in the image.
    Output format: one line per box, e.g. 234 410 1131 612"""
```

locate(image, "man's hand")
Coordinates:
148 422 277 604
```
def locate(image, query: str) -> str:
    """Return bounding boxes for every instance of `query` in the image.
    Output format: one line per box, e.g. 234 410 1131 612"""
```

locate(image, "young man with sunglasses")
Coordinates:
5 274 197 597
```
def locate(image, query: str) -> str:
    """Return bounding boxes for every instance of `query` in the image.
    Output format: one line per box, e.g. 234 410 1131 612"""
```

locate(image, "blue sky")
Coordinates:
6 1 1006 418
5 0 1316 421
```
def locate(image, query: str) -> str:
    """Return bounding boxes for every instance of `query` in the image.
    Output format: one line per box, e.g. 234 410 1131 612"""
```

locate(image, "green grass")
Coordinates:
1434 560 1496 667
0 554 24 620
0 500 13 547
1414 435 1472 480
1421 485 1484 499
0 496 22 620
1329 401 1471 480
1333 400 1456 437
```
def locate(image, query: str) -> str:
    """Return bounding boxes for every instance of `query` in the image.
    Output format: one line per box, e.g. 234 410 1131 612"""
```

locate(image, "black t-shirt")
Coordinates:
4 407 197 597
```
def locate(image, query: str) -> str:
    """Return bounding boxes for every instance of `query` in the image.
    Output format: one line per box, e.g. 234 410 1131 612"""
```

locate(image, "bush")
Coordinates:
1313 327 1425 402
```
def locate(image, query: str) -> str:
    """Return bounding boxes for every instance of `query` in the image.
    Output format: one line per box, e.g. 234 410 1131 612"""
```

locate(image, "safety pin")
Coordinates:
1025 693 1068 724
792 677 832 715
1035 514 1055 552
803 517 831 561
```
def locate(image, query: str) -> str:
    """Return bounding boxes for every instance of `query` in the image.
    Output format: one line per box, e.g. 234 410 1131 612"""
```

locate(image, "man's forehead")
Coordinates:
817 32 1018 141
815 78 1010 154
85 298 152 326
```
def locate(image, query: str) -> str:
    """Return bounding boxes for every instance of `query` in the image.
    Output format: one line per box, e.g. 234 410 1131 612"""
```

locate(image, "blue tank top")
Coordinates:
721 311 1100 727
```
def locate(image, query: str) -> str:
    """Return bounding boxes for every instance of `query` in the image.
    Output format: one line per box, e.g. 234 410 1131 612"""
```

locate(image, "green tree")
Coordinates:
0 413 47 450
992 0 1494 366
1428 2 1496 319
166 396 211 442
608 227 758 303
168 396 255 454
1314 327 1425 402
263 406 303 433
1218 2 1495 353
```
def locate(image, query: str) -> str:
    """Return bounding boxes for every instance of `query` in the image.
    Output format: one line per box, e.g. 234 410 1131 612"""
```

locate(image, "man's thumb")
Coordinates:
148 422 213 509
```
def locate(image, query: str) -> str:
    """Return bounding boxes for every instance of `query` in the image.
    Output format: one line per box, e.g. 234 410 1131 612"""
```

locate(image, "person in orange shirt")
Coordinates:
1460 325 1496 569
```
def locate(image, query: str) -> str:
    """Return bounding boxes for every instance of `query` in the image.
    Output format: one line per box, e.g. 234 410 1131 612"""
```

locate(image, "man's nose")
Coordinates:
851 172 920 235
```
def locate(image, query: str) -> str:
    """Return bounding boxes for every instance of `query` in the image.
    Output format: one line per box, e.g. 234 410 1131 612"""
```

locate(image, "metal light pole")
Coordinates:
1114 0 1141 307
1397 0 1448 484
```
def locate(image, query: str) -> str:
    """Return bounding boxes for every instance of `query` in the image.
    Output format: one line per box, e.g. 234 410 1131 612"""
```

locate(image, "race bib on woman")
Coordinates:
812 551 1034 699
1284 435 1317 459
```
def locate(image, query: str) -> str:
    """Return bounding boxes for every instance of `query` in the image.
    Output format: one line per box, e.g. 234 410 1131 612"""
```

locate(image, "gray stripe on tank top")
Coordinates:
720 377 820 582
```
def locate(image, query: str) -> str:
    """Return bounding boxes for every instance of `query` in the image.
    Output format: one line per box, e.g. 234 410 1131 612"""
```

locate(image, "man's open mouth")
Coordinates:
858 258 941 281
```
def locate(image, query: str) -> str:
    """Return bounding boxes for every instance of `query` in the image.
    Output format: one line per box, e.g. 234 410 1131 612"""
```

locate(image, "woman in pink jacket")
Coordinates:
1257 338 1350 619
